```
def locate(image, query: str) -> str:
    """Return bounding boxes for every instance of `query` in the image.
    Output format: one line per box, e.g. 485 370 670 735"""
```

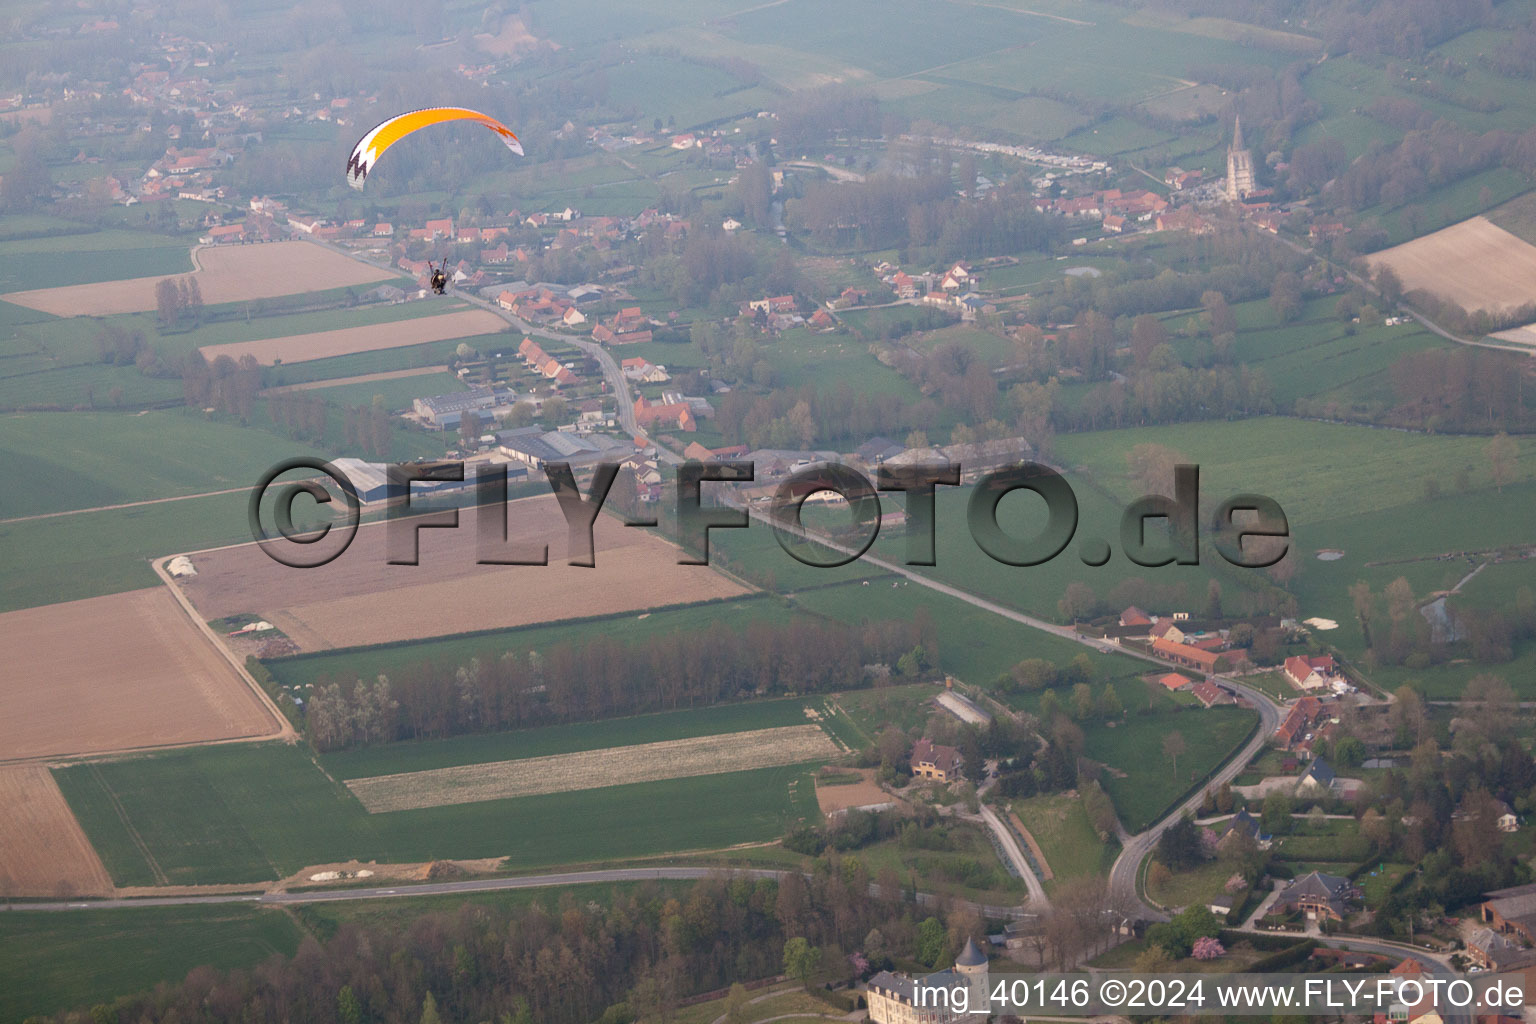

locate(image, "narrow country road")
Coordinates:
2 865 1032 920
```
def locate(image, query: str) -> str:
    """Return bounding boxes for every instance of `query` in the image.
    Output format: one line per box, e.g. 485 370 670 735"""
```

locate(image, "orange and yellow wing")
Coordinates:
346 107 523 190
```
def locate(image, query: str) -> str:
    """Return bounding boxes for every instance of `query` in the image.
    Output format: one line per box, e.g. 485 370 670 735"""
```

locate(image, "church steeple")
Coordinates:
1225 115 1255 202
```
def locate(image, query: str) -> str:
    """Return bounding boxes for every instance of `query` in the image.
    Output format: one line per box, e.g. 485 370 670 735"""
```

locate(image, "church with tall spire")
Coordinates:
1225 115 1256 202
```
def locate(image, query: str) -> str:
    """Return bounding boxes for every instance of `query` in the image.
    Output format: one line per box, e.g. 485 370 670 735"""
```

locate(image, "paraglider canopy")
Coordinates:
346 106 524 190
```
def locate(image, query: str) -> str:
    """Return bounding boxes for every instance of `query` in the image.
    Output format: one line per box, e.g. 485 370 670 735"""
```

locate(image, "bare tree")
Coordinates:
1487 432 1518 492
1162 731 1187 780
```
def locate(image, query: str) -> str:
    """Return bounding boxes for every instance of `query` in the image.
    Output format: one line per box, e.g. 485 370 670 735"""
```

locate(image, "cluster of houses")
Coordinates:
633 391 713 433
1154 672 1235 709
1115 606 1245 676
496 285 597 329
592 305 654 346
873 260 992 320
408 337 594 430
1034 187 1169 232
515 338 579 387
620 357 669 383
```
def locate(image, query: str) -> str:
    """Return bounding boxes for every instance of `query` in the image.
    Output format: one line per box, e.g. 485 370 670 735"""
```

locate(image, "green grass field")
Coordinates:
790 576 1143 685
1146 855 1234 910
0 904 304 1024
1051 417 1515 526
0 410 328 519
56 740 824 886
0 242 193 292
1012 791 1117 894
0 489 257 611
301 370 466 411
1082 706 1257 832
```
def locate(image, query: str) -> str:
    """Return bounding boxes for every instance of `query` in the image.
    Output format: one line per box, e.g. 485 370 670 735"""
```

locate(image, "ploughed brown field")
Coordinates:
814 768 894 816
0 588 282 761
1 241 395 316
347 725 838 812
1365 216 1536 314
174 496 750 651
200 309 507 365
0 766 113 897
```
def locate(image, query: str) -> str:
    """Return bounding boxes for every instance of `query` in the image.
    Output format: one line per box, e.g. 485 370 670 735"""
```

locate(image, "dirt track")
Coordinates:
1 241 395 316
175 495 750 651
0 588 283 761
0 766 113 898
201 310 507 365
1366 216 1536 314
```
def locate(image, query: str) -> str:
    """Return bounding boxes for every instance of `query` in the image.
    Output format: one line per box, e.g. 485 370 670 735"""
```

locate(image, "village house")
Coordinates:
1465 926 1536 972
1296 756 1337 795
621 357 670 383
909 738 964 783
1275 870 1359 923
1191 680 1231 707
1283 655 1338 691
1157 672 1192 692
1219 809 1272 850
1275 696 1325 749
1119 606 1152 628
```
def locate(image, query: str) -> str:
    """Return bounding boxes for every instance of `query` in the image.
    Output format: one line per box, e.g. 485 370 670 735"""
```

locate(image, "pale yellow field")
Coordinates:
200 309 507 365
346 725 838 812
1 241 395 316
1365 216 1536 314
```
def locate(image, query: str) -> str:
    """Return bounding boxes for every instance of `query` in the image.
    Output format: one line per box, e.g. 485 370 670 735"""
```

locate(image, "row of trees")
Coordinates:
301 616 939 750
48 864 992 1024
154 275 204 331
182 350 260 422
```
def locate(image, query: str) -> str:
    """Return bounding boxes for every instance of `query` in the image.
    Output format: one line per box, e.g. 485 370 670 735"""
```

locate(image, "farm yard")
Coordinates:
1364 216 1536 316
0 587 282 761
198 308 508 365
345 724 839 811
0 241 395 316
175 495 750 651
0 766 113 898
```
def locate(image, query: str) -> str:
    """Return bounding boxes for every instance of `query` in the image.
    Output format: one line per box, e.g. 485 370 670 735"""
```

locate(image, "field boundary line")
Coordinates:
88 763 169 887
152 556 296 750
0 486 249 526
